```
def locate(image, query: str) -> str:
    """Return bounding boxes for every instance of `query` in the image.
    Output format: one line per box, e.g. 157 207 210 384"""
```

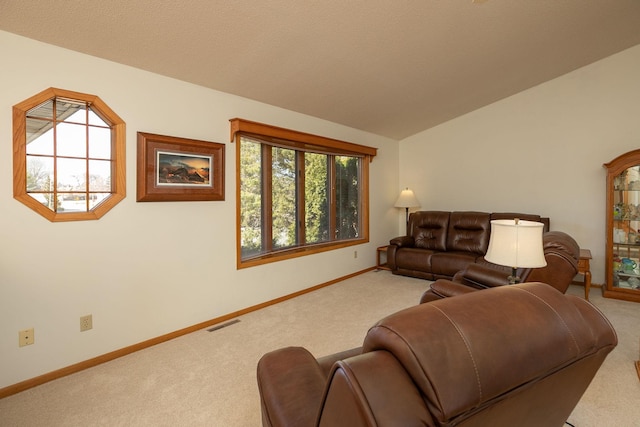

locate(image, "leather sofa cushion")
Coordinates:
430 251 481 277
410 211 450 251
395 247 434 271
445 211 490 254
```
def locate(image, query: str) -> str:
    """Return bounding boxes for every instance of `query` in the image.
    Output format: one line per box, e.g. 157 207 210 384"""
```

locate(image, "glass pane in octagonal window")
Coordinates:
88 110 108 126
26 118 54 154
57 158 86 191
89 193 111 210
27 99 54 119
89 160 112 191
56 122 87 157
33 193 55 211
56 99 85 123
58 193 88 213
88 126 111 159
26 155 53 191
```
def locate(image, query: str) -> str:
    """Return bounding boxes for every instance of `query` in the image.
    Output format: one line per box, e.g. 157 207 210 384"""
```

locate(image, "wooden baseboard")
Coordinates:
0 267 375 399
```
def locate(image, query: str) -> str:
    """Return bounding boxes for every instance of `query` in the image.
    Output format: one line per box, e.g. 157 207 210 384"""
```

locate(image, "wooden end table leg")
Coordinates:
584 270 592 300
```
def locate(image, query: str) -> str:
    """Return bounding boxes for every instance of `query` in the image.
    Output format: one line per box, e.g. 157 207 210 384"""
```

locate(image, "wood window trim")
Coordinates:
229 118 377 159
13 87 126 222
231 118 375 268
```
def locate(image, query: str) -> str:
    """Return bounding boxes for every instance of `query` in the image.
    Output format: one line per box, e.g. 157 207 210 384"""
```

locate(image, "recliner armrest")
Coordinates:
420 279 478 303
257 347 326 427
390 235 415 247
454 263 511 288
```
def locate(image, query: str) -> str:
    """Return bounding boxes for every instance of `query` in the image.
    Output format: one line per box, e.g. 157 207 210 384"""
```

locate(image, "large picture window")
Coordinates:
231 119 376 268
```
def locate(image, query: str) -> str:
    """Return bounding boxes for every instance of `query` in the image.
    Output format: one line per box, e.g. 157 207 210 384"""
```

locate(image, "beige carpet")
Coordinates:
1 271 638 426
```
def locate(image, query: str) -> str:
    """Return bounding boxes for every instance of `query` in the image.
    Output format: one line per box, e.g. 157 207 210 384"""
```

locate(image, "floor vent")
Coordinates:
207 319 240 332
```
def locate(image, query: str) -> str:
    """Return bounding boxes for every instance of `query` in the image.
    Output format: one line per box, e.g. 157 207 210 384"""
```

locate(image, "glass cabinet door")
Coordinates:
604 150 640 302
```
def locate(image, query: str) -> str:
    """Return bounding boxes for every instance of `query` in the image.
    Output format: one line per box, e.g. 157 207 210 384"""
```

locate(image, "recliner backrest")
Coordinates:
410 211 450 251
445 211 490 254
360 283 617 426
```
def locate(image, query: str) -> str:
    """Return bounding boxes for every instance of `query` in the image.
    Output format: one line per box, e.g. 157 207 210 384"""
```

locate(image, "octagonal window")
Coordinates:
13 88 125 221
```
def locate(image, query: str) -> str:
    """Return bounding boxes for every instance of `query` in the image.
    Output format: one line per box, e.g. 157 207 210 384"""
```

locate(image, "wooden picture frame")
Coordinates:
137 132 225 202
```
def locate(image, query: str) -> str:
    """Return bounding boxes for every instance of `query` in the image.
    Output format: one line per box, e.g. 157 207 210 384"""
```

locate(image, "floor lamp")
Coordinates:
484 218 547 284
394 188 420 234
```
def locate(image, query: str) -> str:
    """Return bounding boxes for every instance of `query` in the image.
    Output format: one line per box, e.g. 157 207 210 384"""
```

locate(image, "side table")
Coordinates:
576 249 592 300
376 245 390 270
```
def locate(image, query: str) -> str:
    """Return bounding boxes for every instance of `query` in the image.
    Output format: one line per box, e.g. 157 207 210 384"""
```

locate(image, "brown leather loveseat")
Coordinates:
257 283 617 427
388 211 564 280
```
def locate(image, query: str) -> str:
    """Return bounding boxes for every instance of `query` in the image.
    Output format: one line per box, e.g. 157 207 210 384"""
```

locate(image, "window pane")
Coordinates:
305 152 329 244
57 99 85 123
88 109 108 126
89 193 111 210
27 99 54 119
240 138 263 257
335 156 360 239
57 158 86 191
57 122 87 157
272 147 297 249
59 193 88 213
26 117 54 150
29 192 54 210
89 160 112 191
26 155 53 191
88 126 111 159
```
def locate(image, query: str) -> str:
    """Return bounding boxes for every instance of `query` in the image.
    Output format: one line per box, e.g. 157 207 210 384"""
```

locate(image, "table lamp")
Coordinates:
394 188 420 233
485 218 547 284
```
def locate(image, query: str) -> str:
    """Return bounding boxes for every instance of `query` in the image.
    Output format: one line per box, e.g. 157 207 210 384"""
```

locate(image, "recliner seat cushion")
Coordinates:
394 247 435 271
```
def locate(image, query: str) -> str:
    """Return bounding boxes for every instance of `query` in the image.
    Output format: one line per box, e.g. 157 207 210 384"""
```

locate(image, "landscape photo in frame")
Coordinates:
156 151 212 187
137 132 225 202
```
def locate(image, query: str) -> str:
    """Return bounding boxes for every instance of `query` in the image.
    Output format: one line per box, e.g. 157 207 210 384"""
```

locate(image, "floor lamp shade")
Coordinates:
394 188 420 231
485 219 547 269
394 188 420 210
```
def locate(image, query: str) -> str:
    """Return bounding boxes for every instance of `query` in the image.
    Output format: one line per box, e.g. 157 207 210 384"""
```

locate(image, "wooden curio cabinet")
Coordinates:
604 149 640 302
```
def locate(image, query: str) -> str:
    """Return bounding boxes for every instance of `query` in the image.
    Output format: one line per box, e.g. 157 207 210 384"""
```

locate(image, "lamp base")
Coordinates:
508 267 521 285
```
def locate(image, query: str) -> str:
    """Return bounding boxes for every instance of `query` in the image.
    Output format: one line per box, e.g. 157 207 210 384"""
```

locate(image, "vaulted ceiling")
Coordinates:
2 0 640 140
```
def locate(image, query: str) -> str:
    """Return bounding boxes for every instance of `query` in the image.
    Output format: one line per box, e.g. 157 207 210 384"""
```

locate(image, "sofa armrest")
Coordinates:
257 347 326 427
389 235 415 247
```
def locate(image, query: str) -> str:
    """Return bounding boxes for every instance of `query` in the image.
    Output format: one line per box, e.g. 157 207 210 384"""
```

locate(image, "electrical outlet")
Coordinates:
19 328 34 347
354 250 358 259
80 314 93 332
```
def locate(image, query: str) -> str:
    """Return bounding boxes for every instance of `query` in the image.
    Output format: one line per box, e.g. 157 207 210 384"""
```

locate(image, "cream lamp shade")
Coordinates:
485 219 547 284
394 188 420 232
394 188 420 209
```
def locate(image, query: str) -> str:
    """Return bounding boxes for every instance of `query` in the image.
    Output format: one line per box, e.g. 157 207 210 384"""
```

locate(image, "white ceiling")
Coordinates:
2 0 640 140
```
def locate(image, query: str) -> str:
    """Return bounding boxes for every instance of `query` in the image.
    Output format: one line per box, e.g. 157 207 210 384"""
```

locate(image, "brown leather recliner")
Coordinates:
257 283 617 427
420 230 580 303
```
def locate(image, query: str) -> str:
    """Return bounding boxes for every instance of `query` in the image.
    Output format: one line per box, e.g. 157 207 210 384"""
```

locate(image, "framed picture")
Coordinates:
136 132 225 202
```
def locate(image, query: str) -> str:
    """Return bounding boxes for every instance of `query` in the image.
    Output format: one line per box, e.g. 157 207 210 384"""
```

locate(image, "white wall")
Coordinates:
0 31 400 388
399 44 640 286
